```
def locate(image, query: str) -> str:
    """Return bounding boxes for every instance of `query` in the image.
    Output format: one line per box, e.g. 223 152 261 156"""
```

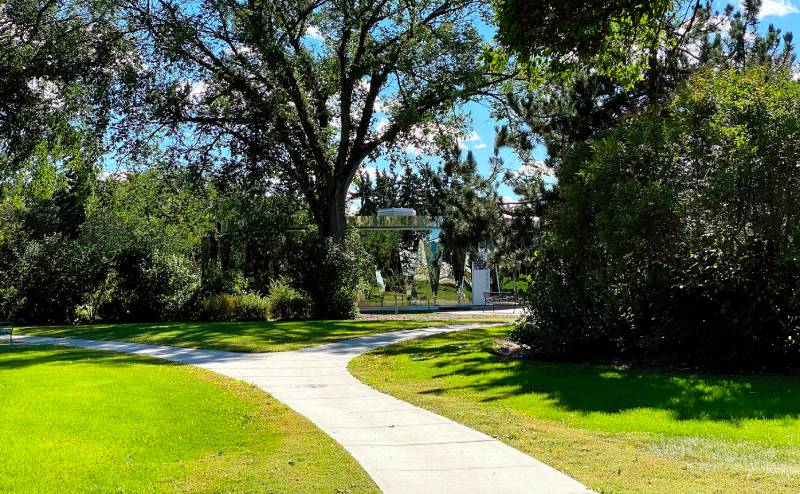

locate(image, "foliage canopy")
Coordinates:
515 66 800 370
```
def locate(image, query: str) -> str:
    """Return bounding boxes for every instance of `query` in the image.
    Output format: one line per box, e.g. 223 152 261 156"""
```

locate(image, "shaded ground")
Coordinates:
15 318 512 353
0 345 378 494
350 325 800 493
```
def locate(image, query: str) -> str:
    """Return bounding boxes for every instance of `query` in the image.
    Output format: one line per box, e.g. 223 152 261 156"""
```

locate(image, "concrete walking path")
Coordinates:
15 323 591 494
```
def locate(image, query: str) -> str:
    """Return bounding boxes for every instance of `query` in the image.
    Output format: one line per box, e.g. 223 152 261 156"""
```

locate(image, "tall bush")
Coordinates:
287 232 369 319
99 249 199 322
4 235 107 324
515 67 800 370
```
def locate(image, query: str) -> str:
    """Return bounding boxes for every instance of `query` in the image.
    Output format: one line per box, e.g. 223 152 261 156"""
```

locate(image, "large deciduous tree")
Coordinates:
492 0 673 79
0 0 128 174
125 0 506 240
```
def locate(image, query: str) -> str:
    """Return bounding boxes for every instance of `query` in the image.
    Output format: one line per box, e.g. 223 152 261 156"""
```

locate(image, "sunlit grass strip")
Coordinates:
0 345 378 494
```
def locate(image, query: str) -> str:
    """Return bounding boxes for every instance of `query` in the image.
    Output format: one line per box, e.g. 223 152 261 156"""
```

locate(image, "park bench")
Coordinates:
483 292 520 311
0 321 12 345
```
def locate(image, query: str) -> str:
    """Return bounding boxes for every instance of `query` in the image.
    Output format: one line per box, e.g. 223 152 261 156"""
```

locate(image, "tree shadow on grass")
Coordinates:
0 345 180 371
17 320 446 352
375 332 800 424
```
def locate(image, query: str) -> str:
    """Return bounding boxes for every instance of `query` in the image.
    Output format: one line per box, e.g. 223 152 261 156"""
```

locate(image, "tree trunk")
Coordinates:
321 183 349 241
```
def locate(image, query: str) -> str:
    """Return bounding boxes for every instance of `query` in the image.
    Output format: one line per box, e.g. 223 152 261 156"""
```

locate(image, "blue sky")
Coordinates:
366 0 800 200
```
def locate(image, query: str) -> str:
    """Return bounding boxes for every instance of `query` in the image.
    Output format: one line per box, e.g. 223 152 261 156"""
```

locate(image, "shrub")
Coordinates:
511 246 623 360
99 249 199 322
200 269 249 296
199 292 269 322
287 232 367 319
199 293 238 321
0 287 19 322
5 235 108 324
265 277 313 321
234 292 270 321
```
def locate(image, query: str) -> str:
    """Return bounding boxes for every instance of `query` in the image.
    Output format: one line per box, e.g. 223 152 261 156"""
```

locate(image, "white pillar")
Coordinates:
472 262 491 305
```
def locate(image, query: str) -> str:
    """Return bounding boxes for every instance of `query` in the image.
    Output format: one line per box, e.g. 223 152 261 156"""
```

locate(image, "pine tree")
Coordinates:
52 164 96 239
353 169 377 216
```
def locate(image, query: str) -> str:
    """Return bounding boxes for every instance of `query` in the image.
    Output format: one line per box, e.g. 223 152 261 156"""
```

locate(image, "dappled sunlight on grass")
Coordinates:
350 325 800 493
17 318 510 353
371 326 800 442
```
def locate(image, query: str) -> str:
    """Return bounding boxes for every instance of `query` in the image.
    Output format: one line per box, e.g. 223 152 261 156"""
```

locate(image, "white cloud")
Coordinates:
756 0 800 17
224 45 253 57
360 165 378 180
463 131 480 142
458 131 479 146
458 131 485 150
517 160 553 177
306 26 323 39
376 120 462 155
374 95 396 112
99 169 130 181
375 119 390 137
473 143 488 150
188 80 207 101
27 78 63 108
356 78 370 92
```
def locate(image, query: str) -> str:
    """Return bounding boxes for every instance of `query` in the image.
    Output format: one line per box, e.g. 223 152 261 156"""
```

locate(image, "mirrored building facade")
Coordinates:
354 209 474 309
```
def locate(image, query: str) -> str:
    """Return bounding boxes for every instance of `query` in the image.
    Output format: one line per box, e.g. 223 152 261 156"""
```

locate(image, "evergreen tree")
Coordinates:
52 163 97 240
352 169 377 216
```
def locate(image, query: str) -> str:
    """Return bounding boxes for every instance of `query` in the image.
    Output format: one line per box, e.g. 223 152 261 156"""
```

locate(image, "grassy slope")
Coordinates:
0 345 378 494
349 326 800 493
16 318 511 353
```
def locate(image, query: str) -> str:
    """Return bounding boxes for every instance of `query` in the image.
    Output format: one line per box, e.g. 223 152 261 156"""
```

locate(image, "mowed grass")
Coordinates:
16 318 511 353
349 325 800 493
0 345 378 494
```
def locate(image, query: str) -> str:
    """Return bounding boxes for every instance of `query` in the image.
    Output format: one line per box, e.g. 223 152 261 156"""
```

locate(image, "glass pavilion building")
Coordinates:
354 208 488 310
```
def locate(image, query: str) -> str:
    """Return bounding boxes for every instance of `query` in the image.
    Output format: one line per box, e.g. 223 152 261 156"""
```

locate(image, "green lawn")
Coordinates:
16 318 511 353
360 283 472 307
0 345 377 493
415 283 472 305
349 325 800 493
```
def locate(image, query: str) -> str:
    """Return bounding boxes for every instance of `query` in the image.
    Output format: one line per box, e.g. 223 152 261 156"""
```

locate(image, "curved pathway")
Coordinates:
16 323 591 494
